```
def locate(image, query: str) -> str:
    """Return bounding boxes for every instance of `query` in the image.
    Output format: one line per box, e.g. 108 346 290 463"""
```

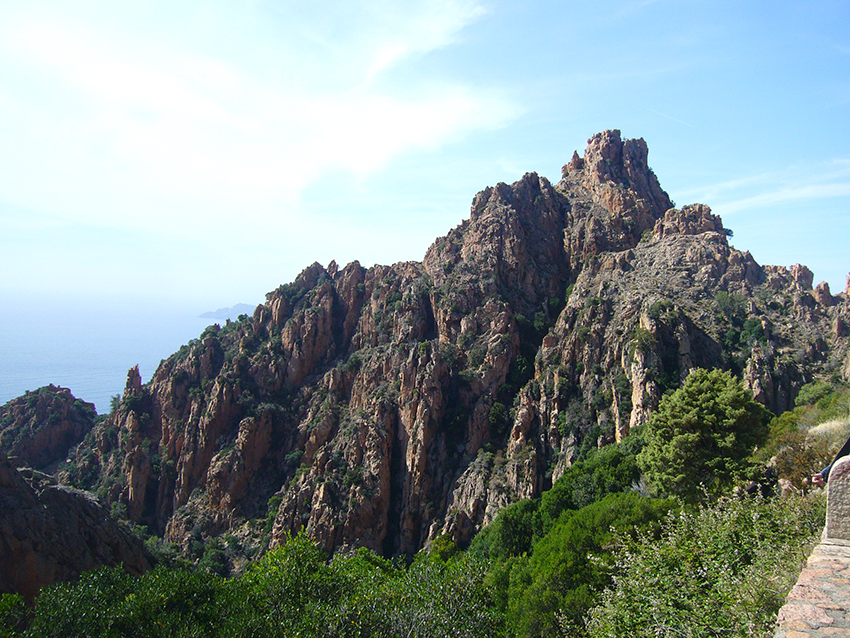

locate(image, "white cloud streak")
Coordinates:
677 159 850 216
0 1 515 240
718 182 850 215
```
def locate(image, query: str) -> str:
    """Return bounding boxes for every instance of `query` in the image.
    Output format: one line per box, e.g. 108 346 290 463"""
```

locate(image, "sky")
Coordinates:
1 0 849 313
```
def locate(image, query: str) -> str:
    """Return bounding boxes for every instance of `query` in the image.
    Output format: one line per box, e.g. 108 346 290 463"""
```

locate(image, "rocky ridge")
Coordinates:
0 385 96 471
16 130 850 566
0 452 152 603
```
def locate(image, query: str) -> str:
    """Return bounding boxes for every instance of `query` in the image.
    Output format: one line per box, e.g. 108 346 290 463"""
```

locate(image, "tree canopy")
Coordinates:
637 368 770 501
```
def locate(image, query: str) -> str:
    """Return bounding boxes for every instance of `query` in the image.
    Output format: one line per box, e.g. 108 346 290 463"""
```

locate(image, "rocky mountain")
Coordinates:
199 303 255 320
0 385 96 471
11 130 850 566
0 452 152 603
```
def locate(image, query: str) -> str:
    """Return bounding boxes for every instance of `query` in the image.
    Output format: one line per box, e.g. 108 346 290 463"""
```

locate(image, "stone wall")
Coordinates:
774 456 850 637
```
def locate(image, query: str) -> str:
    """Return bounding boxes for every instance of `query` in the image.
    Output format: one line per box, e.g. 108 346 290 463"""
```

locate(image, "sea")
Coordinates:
0 295 247 414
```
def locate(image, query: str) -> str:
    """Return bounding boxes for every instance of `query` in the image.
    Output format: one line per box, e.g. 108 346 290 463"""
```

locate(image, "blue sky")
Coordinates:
1 0 848 311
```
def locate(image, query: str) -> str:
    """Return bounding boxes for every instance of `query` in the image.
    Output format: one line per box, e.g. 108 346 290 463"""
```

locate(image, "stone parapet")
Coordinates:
775 457 850 637
826 456 850 541
774 541 850 637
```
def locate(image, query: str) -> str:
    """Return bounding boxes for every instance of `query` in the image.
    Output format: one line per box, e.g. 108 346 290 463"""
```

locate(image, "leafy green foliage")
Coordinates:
15 534 504 638
23 566 240 638
468 498 539 561
198 537 230 577
586 492 825 637
0 594 28 638
613 372 633 424
505 492 673 636
715 292 766 363
537 440 643 530
374 553 503 638
647 299 675 322
469 440 645 565
241 533 343 635
630 326 656 356
466 438 670 637
637 368 770 501
488 401 510 440
715 291 746 324
796 379 836 407
755 380 850 488
340 352 362 372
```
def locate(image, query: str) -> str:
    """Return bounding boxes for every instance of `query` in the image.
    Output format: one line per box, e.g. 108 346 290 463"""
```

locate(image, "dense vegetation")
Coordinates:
586 492 824 637
637 368 771 501
0 535 500 638
3 370 847 637
0 489 824 638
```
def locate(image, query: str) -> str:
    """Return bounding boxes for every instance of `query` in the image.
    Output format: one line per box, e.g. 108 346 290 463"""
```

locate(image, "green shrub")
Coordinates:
488 402 510 440
468 498 539 561
630 326 656 356
796 380 834 407
586 492 825 638
538 442 643 528
340 352 362 372
637 368 770 502
715 291 746 324
467 343 487 368
506 492 674 636
0 594 28 638
27 566 135 637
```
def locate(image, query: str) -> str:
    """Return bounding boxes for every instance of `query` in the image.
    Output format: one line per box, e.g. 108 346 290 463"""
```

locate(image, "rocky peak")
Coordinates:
423 170 569 315
582 129 626 184
814 281 836 307
0 386 96 471
790 264 814 290
17 130 848 574
124 365 143 397
561 129 673 220
654 204 726 239
566 150 583 173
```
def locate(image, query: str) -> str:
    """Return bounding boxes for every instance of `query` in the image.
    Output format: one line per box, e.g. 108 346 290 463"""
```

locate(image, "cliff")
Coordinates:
11 130 850 566
0 386 96 471
0 453 152 603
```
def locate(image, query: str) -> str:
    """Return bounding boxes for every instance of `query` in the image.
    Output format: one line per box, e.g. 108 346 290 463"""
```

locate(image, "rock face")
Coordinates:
0 453 152 603
34 130 850 563
0 386 96 471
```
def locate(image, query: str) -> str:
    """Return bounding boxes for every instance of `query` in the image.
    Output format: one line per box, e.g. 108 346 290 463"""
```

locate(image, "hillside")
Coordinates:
7 130 850 565
0 386 96 471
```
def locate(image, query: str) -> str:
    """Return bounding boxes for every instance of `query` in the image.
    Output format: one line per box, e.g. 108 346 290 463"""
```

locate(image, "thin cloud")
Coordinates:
647 108 693 128
359 0 488 79
0 1 516 238
718 183 850 215
683 160 850 216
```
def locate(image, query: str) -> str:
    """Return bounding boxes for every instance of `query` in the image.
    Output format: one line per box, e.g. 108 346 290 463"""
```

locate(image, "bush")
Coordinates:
586 492 825 637
242 533 504 638
715 291 746 324
630 327 656 357
506 492 674 636
15 534 503 637
796 380 834 407
0 594 28 637
538 441 643 528
637 368 770 501
26 566 135 637
467 498 539 561
488 402 510 440
376 554 503 638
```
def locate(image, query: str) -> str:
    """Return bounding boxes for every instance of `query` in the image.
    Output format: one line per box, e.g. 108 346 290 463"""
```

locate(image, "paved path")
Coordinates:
774 539 850 637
